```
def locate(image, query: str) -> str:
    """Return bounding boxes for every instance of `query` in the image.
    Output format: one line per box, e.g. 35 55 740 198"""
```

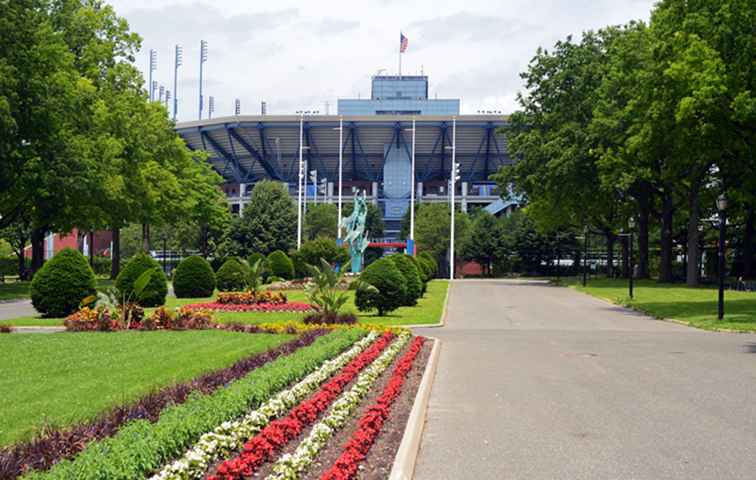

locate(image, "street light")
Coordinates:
297 112 305 249
404 118 417 253
333 116 344 240
445 116 458 280
717 193 727 320
618 218 635 299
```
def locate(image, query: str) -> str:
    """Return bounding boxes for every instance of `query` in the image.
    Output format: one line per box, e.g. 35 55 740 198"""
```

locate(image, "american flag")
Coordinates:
400 32 408 53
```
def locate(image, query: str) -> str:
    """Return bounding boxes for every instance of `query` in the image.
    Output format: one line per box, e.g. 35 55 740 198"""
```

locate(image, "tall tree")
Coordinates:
230 181 297 256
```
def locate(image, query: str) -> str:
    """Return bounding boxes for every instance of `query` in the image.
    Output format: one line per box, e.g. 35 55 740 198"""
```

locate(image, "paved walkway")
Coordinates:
414 279 756 480
0 299 37 320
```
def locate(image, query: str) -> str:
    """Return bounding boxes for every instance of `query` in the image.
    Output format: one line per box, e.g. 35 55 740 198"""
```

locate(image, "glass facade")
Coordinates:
338 75 460 115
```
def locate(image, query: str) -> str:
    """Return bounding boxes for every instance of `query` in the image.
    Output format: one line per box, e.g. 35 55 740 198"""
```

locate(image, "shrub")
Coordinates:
216 257 249 291
355 257 406 316
115 253 168 307
415 256 434 283
247 252 266 274
267 250 294 280
289 250 308 279
389 254 423 306
418 251 438 277
406 254 428 295
299 237 349 268
31 248 96 317
173 256 216 298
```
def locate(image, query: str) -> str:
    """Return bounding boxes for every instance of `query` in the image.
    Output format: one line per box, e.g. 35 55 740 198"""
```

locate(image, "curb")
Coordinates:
10 326 65 333
401 280 452 329
388 336 441 480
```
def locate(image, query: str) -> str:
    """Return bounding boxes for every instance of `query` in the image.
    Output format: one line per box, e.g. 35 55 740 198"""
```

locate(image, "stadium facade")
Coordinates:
175 75 513 240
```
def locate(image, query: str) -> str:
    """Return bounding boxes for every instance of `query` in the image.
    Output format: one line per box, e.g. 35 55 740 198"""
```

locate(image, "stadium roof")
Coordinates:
176 114 512 185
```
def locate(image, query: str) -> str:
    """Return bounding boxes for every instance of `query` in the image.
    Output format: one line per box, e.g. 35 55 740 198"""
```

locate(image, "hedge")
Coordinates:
267 250 294 280
30 248 96 317
355 257 407 316
173 256 216 298
25 329 366 480
115 253 168 307
216 257 249 291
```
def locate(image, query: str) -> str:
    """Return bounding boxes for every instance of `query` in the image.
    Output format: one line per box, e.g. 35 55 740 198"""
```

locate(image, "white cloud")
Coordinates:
110 0 656 120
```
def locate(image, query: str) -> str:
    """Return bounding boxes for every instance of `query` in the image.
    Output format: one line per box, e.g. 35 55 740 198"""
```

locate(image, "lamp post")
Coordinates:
628 217 635 299
297 112 304 249
717 193 727 320
410 116 416 243
444 116 458 280
335 117 343 239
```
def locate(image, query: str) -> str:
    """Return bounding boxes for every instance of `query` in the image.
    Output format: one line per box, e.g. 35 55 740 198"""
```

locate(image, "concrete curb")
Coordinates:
10 326 65 333
388 336 441 480
401 280 452 330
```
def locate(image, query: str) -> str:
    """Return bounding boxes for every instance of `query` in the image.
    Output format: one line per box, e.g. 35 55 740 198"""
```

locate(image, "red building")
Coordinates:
24 229 113 259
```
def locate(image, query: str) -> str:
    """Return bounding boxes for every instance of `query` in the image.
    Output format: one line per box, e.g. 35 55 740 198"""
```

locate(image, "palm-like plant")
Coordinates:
247 258 265 294
81 269 153 329
306 258 376 315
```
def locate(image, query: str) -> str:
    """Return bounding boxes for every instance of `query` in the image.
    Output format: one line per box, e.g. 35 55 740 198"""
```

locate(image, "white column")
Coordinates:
450 116 456 280
371 181 378 205
462 181 468 213
417 181 423 201
297 114 304 249
337 116 343 239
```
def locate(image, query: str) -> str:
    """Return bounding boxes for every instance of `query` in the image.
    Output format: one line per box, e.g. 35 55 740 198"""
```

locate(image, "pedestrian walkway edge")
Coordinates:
389 336 441 480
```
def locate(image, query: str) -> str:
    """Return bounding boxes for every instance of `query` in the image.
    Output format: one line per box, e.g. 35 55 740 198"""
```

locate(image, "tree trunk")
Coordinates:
637 187 651 278
111 227 121 279
686 185 702 286
16 247 26 280
742 205 754 279
622 234 630 278
30 227 46 274
88 231 95 267
142 223 150 252
659 193 674 282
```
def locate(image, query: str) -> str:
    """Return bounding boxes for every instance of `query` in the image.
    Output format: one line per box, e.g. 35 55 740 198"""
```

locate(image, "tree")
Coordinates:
229 181 297 256
462 211 502 276
0 216 31 279
413 203 471 276
305 203 338 240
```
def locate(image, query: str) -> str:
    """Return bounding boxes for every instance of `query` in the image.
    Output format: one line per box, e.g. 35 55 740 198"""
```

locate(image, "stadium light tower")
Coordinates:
234 98 241 116
208 95 215 119
198 40 208 120
297 111 305 249
165 90 171 111
173 45 182 120
158 85 165 103
148 49 157 101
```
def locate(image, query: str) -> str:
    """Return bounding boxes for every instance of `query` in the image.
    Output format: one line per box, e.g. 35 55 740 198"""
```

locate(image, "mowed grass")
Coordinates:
0 330 293 446
564 277 756 332
0 280 450 327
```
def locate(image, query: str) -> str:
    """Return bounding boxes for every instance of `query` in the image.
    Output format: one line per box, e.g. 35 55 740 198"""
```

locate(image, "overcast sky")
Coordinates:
110 0 656 122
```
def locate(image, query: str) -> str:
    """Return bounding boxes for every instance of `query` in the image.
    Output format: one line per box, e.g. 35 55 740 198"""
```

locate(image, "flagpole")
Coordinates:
398 46 401 77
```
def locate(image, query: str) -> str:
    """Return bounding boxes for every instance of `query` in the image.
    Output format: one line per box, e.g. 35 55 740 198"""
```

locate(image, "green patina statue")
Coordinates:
341 191 370 273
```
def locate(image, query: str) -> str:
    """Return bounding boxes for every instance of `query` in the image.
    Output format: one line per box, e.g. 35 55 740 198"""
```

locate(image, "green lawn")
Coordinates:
564 277 756 332
0 330 292 446
1 280 450 327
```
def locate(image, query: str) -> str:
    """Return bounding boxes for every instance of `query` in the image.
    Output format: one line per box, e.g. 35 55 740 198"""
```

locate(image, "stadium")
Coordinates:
175 75 515 241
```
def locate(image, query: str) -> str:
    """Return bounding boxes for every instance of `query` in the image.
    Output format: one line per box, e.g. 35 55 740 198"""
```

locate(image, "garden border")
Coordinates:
388 337 441 480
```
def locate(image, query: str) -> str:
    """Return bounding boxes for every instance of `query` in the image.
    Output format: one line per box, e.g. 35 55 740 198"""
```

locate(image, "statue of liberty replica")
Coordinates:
340 191 370 273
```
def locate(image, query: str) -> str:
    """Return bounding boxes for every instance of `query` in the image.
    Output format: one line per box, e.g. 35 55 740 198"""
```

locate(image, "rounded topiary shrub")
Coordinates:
173 256 216 298
31 248 96 317
389 254 423 306
115 253 168 307
216 257 249 291
289 249 308 279
355 257 407 316
247 252 266 270
299 237 349 268
406 254 428 295
267 250 294 280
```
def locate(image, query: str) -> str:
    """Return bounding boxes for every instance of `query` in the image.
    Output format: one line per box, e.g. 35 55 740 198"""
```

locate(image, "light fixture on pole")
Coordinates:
198 40 208 120
151 81 158 102
158 85 165 103
234 99 241 116
717 193 727 320
173 45 182 120
410 116 416 244
628 216 635 299
297 112 304 249
208 95 215 119
165 90 171 111
148 49 157 101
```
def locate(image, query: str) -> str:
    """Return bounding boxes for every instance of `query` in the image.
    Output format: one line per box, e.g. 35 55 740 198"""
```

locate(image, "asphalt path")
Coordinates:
414 279 756 480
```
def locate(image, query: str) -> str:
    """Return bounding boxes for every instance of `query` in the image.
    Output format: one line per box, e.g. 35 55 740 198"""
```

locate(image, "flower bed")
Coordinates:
23 330 367 480
185 302 313 312
18 328 431 480
216 291 288 305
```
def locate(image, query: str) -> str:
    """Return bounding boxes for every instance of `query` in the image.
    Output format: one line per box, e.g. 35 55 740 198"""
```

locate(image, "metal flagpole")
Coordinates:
410 116 416 241
338 116 343 240
297 113 304 249
450 116 456 280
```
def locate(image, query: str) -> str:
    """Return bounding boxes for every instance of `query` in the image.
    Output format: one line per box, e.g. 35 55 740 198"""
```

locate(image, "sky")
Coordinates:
110 0 657 122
